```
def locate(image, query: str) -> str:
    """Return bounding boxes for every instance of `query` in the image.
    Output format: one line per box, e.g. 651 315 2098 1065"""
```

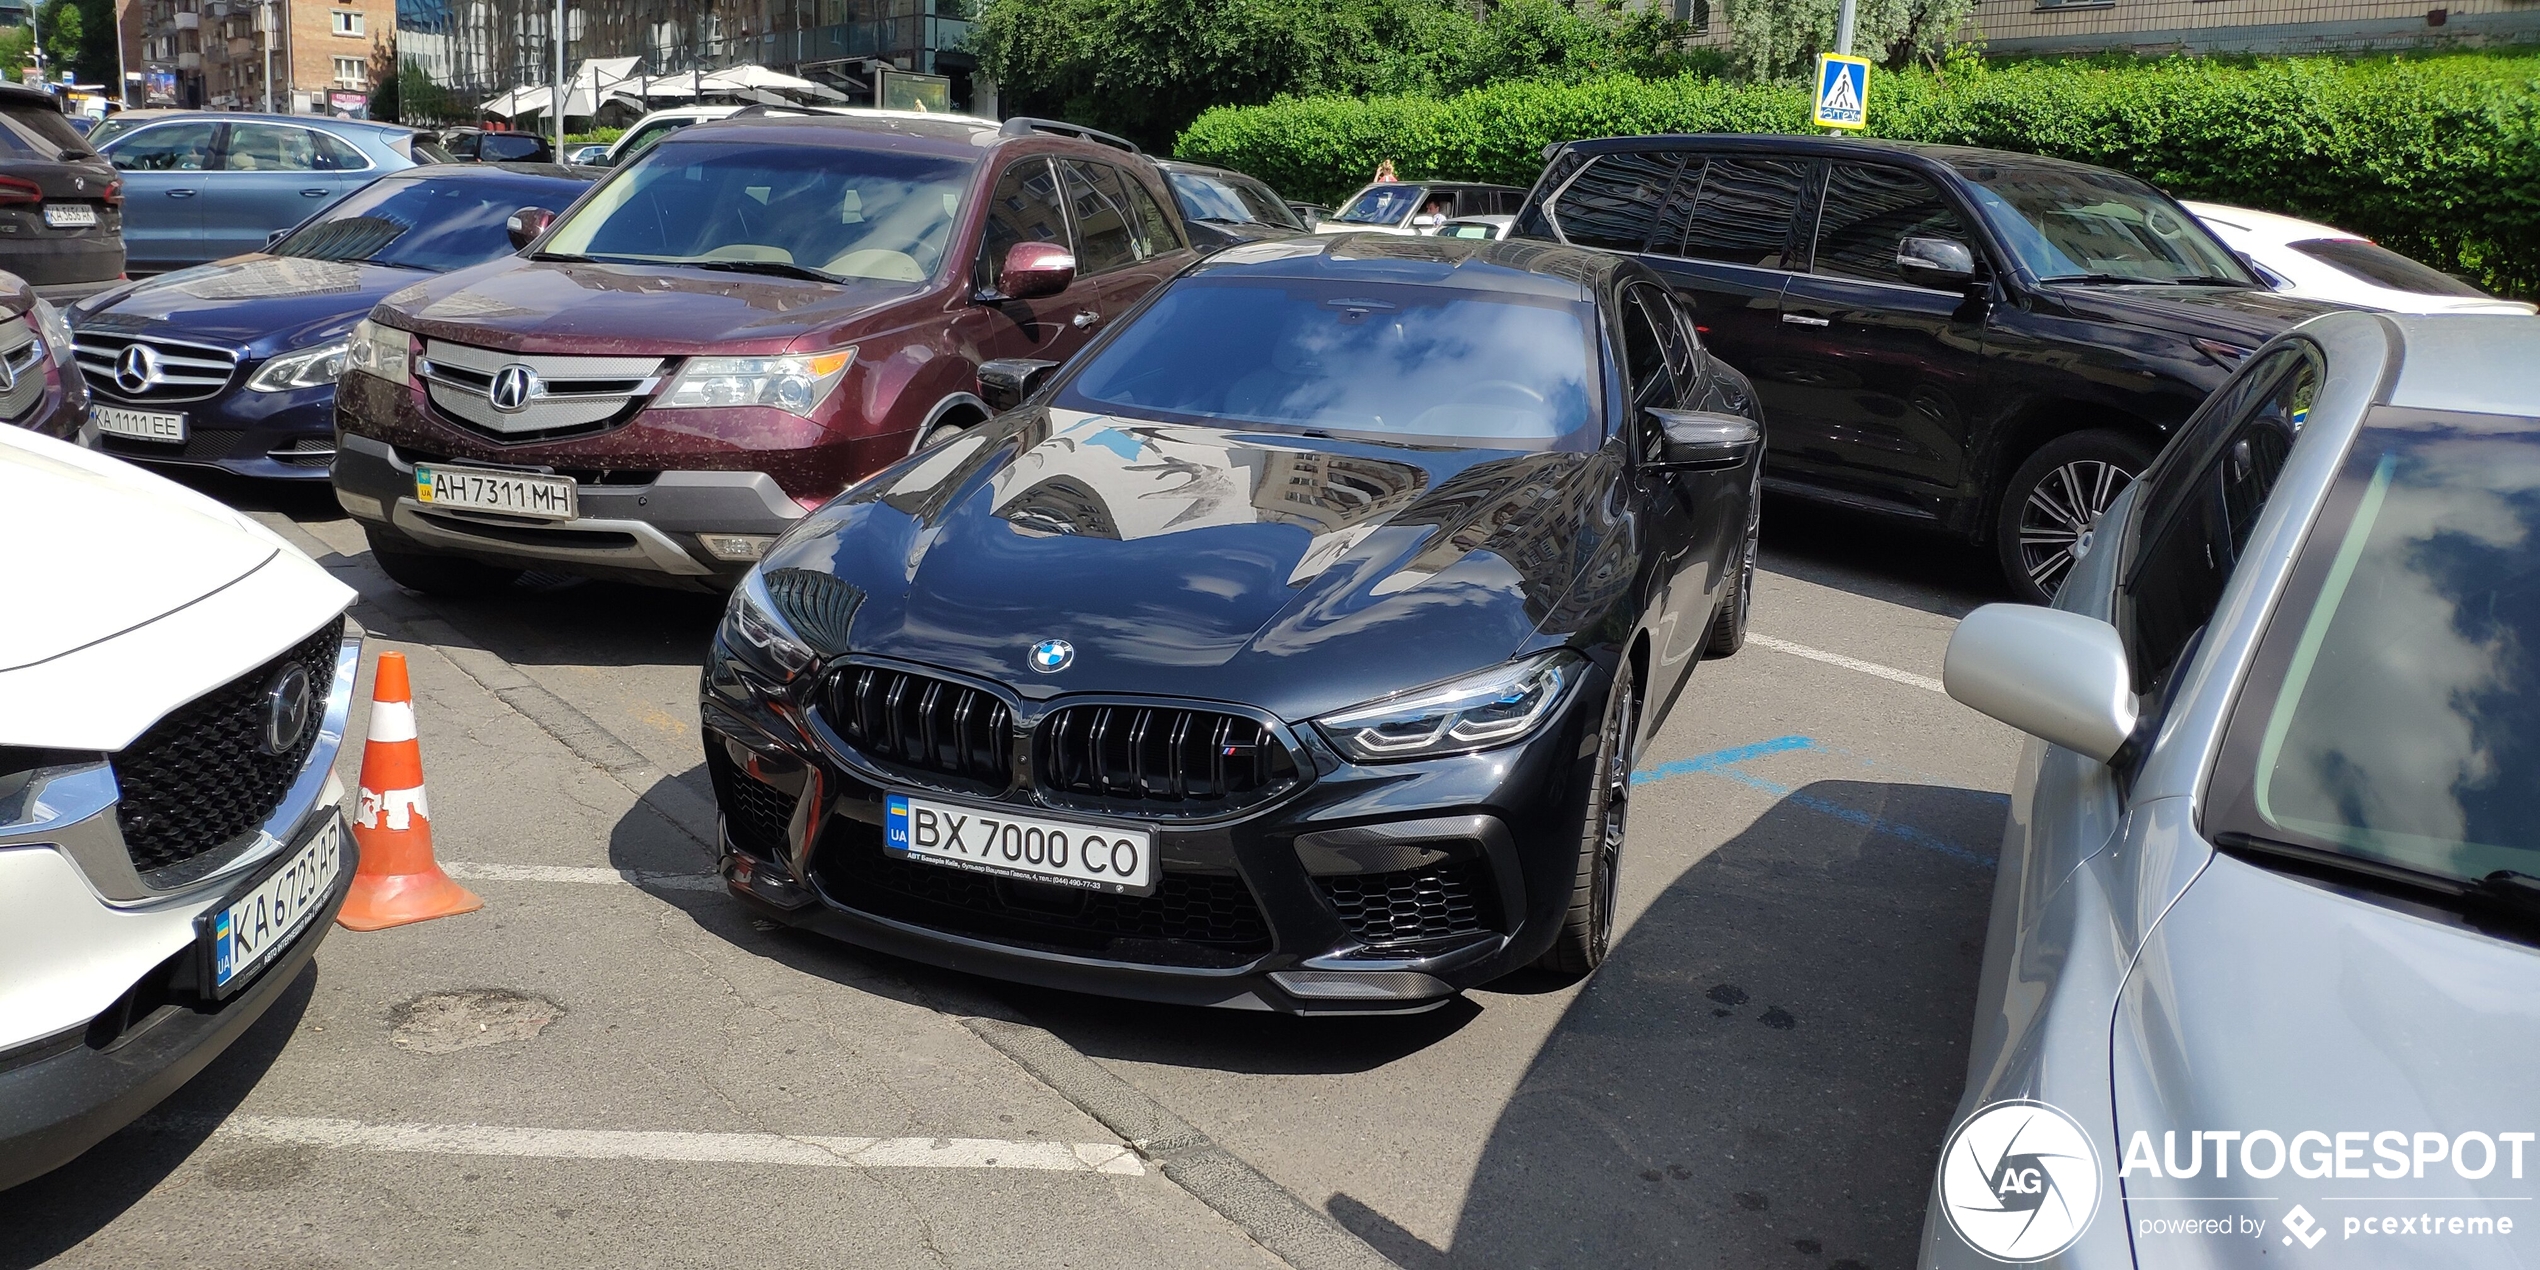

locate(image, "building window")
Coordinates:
331 9 360 34
333 55 365 84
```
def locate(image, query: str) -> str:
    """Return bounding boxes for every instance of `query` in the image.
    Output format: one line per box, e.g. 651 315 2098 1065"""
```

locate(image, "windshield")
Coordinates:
1952 161 2253 285
2217 408 2540 882
1169 171 1300 229
1056 277 1599 446
2293 237 2489 298
274 174 578 270
540 141 972 282
1331 185 1425 226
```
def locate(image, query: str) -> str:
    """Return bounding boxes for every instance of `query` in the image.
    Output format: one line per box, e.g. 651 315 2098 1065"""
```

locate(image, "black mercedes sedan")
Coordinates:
701 234 1765 1013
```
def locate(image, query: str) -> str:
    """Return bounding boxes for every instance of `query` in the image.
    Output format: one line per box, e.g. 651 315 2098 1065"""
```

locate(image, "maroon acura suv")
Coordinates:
330 112 1201 592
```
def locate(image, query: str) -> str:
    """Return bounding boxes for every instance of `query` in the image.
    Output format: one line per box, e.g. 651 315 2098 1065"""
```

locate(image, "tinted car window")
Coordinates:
543 141 974 283
1170 170 1300 230
614 116 697 161
1675 157 1810 269
2291 237 2487 298
1812 163 1972 286
1060 159 1139 274
1620 286 1672 408
218 123 322 172
309 129 370 170
0 99 89 156
1058 277 1599 446
1555 152 1682 254
2209 407 2540 883
2122 349 2318 688
1953 160 2252 286
1114 166 1182 255
480 133 547 162
109 121 217 171
275 174 576 271
976 156 1067 292
1332 184 1421 226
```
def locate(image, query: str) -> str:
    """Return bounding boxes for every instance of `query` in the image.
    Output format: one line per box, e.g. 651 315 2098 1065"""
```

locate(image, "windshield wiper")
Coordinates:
2215 830 2540 930
691 259 842 283
2040 273 2160 286
2163 275 2254 288
529 251 595 263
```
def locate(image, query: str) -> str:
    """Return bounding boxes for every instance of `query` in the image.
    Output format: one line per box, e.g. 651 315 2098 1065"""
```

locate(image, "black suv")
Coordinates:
0 84 122 300
1516 134 2330 601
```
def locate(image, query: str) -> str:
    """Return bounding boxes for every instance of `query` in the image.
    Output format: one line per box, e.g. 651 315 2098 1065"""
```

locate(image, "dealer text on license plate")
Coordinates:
208 816 344 995
44 204 97 228
93 405 186 442
414 463 577 520
885 793 1155 895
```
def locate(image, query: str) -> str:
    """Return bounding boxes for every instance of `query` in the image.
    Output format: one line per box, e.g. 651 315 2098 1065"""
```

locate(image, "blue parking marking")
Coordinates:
1633 735 2000 867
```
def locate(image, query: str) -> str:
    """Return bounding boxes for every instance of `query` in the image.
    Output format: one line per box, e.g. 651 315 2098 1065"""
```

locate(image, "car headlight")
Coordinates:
346 318 413 383
28 298 71 366
246 338 351 392
720 568 815 680
659 348 855 418
1314 650 1586 762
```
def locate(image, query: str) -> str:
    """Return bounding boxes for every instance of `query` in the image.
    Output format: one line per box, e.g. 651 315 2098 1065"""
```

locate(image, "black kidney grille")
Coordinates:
1038 705 1296 813
114 617 344 877
762 568 860 656
1317 860 1499 946
829 666 1013 790
705 745 797 861
814 822 1271 966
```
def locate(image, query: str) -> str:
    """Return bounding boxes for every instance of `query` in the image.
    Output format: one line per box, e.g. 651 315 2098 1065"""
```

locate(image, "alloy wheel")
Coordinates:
1588 684 1631 964
2017 459 2135 597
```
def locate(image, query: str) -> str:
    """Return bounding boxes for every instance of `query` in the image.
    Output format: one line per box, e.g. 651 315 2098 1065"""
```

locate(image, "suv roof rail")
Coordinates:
998 116 1141 155
728 103 821 119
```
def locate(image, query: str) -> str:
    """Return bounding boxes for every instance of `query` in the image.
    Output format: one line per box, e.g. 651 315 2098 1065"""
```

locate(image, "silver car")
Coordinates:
1928 310 2540 1267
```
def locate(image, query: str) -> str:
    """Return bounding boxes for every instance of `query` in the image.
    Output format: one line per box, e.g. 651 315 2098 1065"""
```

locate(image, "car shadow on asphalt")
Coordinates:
1759 493 2005 621
1331 779 2005 1270
0 966 316 1269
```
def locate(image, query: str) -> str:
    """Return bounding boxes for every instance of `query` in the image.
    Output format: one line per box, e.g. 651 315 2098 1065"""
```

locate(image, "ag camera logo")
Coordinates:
1939 1100 2104 1261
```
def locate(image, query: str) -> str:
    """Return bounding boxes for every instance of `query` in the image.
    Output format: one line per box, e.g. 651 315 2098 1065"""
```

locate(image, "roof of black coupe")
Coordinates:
1187 232 1624 301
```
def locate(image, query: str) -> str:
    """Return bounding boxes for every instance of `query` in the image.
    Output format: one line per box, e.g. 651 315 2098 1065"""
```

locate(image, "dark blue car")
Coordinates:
70 163 591 480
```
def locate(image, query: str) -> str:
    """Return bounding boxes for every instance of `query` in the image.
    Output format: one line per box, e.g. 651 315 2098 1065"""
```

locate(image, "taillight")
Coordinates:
0 176 41 206
101 179 120 207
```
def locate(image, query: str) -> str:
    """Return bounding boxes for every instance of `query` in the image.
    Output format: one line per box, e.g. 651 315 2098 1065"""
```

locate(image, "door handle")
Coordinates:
1781 313 1831 327
301 188 329 197
1071 311 1100 329
167 188 196 198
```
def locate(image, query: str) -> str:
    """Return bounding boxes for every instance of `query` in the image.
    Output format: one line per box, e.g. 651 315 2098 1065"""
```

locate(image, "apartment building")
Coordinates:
132 0 395 113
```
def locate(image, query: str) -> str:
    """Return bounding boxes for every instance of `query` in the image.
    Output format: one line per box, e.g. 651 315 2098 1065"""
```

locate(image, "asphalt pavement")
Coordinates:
3 480 2022 1270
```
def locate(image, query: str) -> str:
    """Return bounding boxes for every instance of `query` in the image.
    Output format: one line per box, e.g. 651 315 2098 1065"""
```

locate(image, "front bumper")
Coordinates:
2 357 89 445
332 428 806 591
90 379 338 481
0 812 354 1192
701 641 1607 1014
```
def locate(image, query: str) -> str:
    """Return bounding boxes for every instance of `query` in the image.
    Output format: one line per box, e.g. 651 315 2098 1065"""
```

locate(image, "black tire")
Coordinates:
918 420 970 450
1705 475 1761 657
1535 659 1636 978
1994 429 2155 605
366 530 523 597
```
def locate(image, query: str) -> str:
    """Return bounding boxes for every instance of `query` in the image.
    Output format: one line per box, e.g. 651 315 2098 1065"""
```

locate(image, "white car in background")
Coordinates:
600 105 745 166
2185 201 2535 315
0 425 358 1190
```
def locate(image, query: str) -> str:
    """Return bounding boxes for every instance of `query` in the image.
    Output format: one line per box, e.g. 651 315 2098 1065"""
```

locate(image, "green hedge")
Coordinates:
1174 54 2540 298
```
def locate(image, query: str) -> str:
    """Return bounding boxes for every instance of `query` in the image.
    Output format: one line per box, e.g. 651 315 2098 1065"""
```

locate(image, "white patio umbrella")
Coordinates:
694 65 847 102
479 85 552 119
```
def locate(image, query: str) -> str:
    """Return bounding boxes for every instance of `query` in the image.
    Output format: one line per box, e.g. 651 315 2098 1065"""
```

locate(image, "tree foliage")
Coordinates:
1175 51 2540 297
34 0 119 88
1724 0 1972 80
968 0 1720 150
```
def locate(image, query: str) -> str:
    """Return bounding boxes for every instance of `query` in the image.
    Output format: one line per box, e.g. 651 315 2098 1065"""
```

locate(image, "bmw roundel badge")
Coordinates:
1029 639 1073 673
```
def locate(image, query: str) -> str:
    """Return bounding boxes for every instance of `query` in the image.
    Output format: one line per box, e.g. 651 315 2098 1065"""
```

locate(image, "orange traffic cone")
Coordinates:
338 651 481 931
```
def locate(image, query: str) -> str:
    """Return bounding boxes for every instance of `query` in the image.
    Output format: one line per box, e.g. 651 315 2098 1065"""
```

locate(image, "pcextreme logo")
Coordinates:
1938 1100 2105 1262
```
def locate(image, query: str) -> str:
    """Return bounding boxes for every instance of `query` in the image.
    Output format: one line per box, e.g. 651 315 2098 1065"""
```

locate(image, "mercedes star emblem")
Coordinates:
113 343 159 395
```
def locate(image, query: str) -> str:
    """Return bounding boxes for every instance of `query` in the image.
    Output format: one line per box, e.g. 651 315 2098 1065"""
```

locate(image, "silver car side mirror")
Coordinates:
1943 604 2139 763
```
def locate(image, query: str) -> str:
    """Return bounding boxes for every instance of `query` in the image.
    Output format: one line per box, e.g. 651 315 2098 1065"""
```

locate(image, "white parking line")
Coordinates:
439 861 722 891
1747 633 1946 694
182 1115 1146 1175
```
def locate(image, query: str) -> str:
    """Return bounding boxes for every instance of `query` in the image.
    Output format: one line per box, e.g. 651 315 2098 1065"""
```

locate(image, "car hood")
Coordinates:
0 424 288 673
2111 851 2540 1266
371 258 931 355
767 406 1617 721
2046 283 2339 344
74 254 417 355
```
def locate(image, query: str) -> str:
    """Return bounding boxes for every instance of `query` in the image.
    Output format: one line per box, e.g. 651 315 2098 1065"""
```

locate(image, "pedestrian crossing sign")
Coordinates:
1813 54 1871 130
